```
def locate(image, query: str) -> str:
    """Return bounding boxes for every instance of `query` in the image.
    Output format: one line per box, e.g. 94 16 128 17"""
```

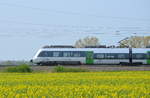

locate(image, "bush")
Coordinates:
53 65 89 72
5 64 32 73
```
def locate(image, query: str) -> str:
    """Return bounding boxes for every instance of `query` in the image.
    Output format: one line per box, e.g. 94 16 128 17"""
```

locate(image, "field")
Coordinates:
0 71 150 97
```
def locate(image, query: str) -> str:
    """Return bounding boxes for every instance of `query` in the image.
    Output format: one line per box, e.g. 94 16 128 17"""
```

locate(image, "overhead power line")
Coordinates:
0 18 150 30
0 2 150 22
0 18 150 38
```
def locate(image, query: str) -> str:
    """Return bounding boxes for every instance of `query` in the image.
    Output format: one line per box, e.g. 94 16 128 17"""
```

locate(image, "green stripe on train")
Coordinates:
86 51 94 64
147 51 150 64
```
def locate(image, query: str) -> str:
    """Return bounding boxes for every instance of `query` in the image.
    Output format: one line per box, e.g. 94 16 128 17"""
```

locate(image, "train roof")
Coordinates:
132 48 150 53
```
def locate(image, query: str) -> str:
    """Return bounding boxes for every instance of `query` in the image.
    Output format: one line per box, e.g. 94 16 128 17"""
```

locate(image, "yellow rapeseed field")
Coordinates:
0 71 150 98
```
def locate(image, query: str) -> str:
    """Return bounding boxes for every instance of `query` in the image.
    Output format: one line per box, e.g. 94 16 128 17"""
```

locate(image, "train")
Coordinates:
30 47 150 65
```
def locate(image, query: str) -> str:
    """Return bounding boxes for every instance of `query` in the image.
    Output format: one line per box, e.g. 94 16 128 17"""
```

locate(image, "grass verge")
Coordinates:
5 64 32 73
53 65 90 72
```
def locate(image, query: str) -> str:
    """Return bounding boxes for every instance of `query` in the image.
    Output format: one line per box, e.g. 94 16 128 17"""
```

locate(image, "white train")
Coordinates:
31 48 150 65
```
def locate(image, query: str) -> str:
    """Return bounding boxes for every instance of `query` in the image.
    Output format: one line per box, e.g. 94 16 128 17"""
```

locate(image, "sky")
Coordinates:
0 0 150 60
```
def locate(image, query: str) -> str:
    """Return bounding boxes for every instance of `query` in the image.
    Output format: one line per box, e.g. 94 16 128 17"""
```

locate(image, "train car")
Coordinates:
31 48 150 65
31 48 87 65
132 48 150 64
93 48 129 64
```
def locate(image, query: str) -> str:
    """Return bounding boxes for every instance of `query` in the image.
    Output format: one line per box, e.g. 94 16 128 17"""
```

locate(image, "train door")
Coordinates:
86 51 94 64
147 51 150 64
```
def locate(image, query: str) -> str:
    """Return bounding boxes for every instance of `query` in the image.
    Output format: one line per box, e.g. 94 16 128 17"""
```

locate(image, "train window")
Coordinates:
63 51 71 57
137 54 143 59
94 53 105 59
73 51 81 57
105 53 115 59
53 51 60 57
117 54 126 59
38 51 49 57
147 52 150 59
125 54 129 59
80 51 86 57
94 53 129 59
48 51 53 57
119 53 129 59
133 53 147 59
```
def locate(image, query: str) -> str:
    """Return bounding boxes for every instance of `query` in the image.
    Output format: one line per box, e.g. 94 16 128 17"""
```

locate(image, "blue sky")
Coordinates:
0 0 150 60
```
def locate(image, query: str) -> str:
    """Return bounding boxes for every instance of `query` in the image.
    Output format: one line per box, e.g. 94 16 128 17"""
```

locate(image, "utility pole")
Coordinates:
129 47 132 65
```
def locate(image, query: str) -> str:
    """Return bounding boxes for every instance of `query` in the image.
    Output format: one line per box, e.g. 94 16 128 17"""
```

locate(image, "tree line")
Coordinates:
75 36 150 48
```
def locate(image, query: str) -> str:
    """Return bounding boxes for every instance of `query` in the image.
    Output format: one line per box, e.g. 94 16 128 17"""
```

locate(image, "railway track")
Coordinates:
1 65 150 72
31 65 150 72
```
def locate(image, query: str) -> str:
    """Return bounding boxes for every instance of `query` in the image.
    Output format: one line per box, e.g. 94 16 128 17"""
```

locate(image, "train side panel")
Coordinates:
34 57 86 65
94 59 129 64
